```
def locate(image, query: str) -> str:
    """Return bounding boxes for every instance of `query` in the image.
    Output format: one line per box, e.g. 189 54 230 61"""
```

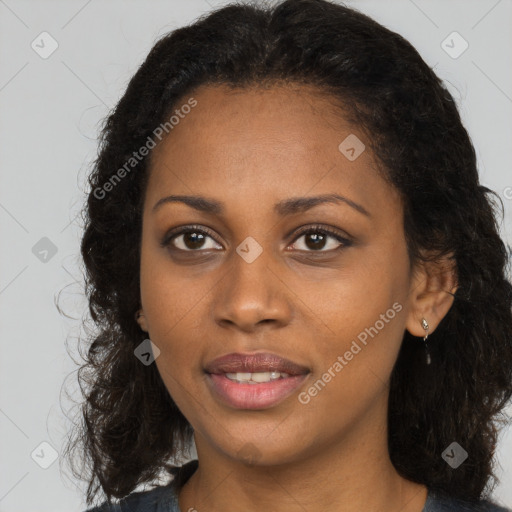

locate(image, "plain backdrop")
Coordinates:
0 0 511 510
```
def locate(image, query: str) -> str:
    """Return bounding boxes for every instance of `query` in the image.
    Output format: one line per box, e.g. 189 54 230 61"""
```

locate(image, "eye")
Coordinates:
288 225 352 252
161 224 352 254
161 225 222 252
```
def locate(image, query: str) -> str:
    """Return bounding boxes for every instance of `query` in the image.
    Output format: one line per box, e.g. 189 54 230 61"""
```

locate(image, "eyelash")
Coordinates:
160 224 352 254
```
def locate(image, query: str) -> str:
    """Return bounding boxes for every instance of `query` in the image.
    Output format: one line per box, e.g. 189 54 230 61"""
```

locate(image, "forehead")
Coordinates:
151 83 355 169
146 83 401 220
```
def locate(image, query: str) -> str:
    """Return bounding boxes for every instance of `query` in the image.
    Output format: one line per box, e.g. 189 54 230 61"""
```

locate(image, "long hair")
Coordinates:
63 0 512 506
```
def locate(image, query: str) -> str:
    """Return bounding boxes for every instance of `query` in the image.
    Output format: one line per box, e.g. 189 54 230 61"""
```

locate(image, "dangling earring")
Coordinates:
421 318 431 365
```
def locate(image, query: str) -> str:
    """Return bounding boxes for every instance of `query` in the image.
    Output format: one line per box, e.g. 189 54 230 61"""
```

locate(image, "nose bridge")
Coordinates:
213 236 291 330
232 239 272 297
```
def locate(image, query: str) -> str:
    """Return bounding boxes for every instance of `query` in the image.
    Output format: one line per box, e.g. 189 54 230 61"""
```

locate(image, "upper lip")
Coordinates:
204 352 310 376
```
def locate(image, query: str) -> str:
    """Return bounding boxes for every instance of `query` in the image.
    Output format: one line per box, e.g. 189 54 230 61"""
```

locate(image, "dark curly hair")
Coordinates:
63 0 512 507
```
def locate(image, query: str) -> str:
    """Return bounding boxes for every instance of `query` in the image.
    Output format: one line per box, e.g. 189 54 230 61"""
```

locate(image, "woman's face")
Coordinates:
137 84 420 465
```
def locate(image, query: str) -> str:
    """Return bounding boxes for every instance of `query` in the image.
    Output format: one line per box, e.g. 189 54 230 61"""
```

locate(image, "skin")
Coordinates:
136 83 457 512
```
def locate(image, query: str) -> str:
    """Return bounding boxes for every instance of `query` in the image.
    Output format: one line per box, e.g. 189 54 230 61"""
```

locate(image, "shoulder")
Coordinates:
83 483 178 512
426 490 512 512
82 459 200 512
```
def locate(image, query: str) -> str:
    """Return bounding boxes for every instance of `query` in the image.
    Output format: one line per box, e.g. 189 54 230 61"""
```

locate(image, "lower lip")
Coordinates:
206 373 309 410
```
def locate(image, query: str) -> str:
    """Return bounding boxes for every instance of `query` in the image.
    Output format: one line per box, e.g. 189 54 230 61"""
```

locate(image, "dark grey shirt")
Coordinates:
84 460 511 512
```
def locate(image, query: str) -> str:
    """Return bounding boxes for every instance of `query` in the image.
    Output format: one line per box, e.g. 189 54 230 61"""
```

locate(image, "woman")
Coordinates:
66 0 512 510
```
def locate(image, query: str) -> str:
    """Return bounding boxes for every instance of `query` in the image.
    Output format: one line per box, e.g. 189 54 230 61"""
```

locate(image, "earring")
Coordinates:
421 318 431 365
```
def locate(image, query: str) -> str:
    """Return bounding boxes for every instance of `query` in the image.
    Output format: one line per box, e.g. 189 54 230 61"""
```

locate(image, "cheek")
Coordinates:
139 229 205 324
297 243 409 378
139 250 212 376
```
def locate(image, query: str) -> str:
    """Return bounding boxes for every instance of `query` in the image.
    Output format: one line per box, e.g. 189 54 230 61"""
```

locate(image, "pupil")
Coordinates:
184 232 205 249
306 233 326 250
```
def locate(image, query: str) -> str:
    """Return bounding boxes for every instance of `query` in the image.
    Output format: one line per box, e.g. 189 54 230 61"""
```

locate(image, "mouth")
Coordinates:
204 351 310 376
204 352 310 409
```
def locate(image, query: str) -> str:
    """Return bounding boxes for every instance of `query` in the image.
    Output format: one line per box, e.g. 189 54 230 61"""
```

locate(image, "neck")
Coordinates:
178 396 428 512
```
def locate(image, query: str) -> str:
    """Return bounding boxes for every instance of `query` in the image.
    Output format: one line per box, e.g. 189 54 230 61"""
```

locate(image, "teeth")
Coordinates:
225 371 290 383
232 372 252 381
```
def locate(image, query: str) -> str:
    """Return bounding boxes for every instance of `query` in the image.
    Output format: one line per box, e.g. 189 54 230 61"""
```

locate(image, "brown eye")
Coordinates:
289 226 352 252
162 226 223 252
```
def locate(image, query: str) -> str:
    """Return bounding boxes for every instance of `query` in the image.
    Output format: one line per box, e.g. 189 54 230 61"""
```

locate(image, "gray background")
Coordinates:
0 0 511 510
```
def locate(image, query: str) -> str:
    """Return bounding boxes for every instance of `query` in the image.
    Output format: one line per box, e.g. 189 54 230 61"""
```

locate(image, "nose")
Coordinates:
212 243 293 333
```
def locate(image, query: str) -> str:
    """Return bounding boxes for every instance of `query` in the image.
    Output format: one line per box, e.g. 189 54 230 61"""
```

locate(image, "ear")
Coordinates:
405 252 458 337
135 309 149 333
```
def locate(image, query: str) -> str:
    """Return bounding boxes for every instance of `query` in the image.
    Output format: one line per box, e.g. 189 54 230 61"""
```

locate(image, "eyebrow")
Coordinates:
152 193 371 218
